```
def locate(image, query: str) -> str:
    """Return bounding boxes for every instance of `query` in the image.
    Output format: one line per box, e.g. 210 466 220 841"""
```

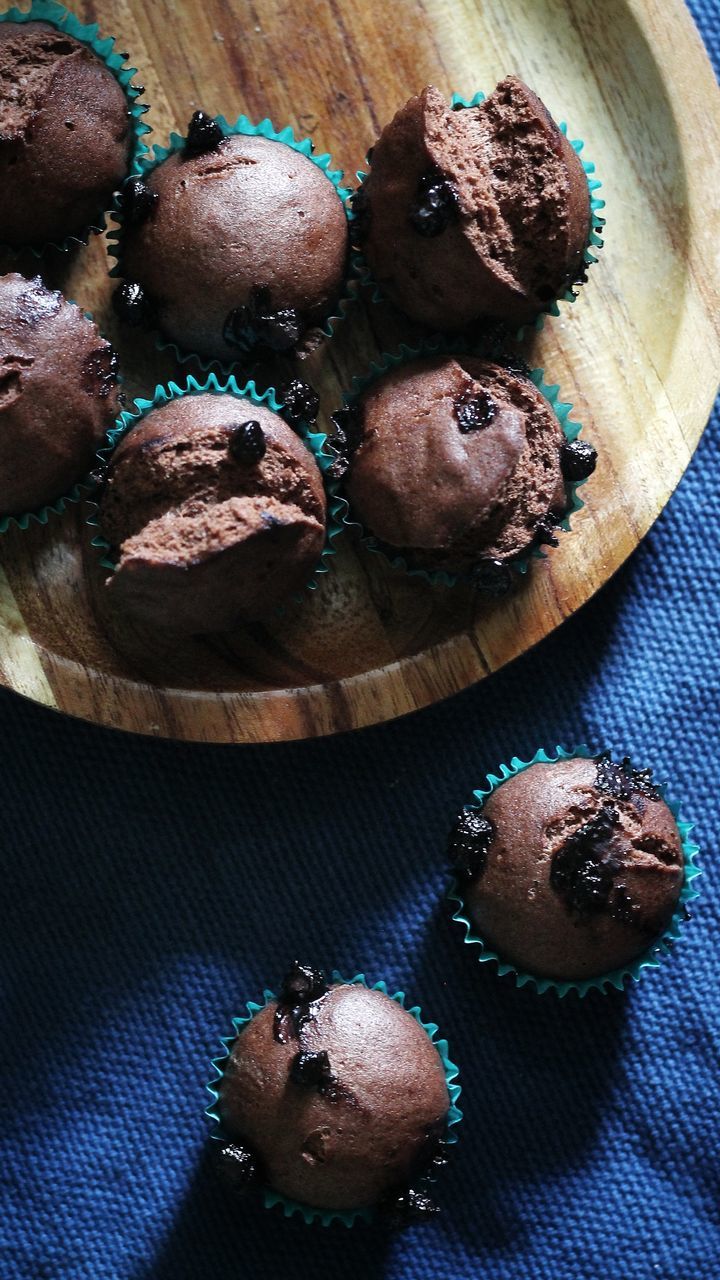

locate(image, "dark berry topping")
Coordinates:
224 286 304 355
253 305 302 352
119 175 158 225
560 439 598 482
215 1142 259 1194
273 1002 309 1045
290 1049 333 1088
327 405 364 480
229 420 266 464
112 281 152 328
350 183 371 244
536 285 556 303
16 277 62 326
409 167 459 237
595 753 662 802
448 809 494 882
455 387 496 433
365 145 375 163
87 464 109 493
550 804 621 915
570 263 590 295
533 511 563 549
382 1188 441 1227
427 1142 451 1175
279 378 320 429
280 961 327 1006
80 346 119 400
274 962 328 1044
184 110 223 156
474 558 514 597
471 321 534 377
412 1128 451 1178
611 884 644 927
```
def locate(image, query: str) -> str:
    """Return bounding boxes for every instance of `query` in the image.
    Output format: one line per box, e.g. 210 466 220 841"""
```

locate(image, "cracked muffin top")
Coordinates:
0 21 131 247
97 392 327 634
0 272 120 515
354 77 590 329
449 754 685 981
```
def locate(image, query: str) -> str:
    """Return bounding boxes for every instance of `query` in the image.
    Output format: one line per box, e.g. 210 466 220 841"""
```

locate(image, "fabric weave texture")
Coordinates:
1 4 719 1277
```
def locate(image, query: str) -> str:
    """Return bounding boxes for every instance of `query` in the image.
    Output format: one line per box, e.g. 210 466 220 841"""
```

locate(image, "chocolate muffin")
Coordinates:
97 392 327 633
114 116 349 361
335 353 596 580
214 966 453 1217
355 77 591 329
0 272 119 516
449 754 686 982
0 21 132 248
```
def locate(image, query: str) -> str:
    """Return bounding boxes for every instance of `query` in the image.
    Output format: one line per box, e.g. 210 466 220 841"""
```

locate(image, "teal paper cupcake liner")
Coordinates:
0 301 122 535
206 972 463 1227
108 115 356 374
448 745 702 998
85 372 343 603
0 0 150 256
351 92 605 338
0 478 86 536
333 336 591 588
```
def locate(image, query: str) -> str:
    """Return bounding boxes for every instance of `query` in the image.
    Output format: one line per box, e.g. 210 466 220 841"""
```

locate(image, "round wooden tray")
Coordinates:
1 0 719 743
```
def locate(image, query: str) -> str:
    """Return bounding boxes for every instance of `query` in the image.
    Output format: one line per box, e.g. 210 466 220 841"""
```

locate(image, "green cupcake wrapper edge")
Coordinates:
333 335 591 588
351 89 605 335
107 114 357 373
205 971 463 1227
0 0 151 256
85 371 343 600
448 744 702 998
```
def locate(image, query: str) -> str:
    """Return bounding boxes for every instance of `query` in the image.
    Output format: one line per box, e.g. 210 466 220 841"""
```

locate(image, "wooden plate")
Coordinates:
1 0 719 743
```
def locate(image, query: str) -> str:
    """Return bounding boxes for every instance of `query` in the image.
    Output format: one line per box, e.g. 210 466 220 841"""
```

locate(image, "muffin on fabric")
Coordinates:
113 113 349 361
0 272 120 516
0 21 132 248
97 391 327 633
449 754 686 983
213 965 455 1220
353 76 591 329
333 353 596 583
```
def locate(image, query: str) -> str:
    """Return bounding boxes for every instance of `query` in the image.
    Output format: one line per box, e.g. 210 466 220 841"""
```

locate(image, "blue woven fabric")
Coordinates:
2 5 719 1277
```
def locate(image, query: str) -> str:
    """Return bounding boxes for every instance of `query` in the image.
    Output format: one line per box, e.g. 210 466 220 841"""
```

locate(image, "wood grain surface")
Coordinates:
1 0 719 743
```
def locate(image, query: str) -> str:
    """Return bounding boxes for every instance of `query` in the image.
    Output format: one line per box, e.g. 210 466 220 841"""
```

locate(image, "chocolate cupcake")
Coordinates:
208 967 461 1223
0 20 133 249
96 384 328 633
354 77 592 330
449 751 696 988
0 272 120 518
113 114 350 362
334 352 596 584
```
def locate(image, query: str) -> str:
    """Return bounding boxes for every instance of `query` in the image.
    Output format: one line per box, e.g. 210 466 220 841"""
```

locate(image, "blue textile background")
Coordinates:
1 5 719 1278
